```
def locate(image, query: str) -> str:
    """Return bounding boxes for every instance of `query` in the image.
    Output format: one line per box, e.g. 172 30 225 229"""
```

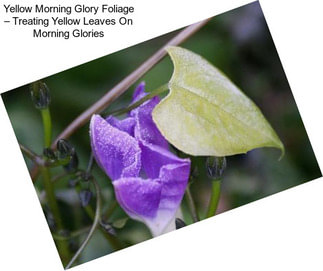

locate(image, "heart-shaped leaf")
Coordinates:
152 46 284 157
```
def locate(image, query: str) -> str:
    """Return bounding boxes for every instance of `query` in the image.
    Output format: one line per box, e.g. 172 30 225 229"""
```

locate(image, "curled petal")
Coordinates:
133 100 169 149
113 177 162 219
146 162 190 236
140 142 188 179
158 162 191 211
113 159 190 236
130 82 169 149
106 115 135 136
90 114 141 180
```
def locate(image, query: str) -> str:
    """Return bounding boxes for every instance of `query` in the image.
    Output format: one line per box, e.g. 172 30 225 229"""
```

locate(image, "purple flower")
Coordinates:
90 82 191 236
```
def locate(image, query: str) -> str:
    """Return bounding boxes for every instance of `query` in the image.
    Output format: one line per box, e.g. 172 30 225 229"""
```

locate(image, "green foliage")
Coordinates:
153 46 284 157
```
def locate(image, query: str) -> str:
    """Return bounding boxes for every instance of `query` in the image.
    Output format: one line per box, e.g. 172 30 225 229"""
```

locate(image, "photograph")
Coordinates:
1 2 321 269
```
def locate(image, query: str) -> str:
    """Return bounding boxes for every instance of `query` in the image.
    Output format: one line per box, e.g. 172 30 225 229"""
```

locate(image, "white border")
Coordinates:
1 0 322 270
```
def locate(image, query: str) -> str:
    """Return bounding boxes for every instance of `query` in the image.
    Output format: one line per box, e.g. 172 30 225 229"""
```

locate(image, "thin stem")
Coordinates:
19 143 37 160
185 185 200 222
41 166 70 264
65 178 102 269
19 143 45 166
206 179 221 218
52 226 92 241
108 83 169 116
41 108 52 148
52 18 211 147
75 184 123 251
51 171 79 183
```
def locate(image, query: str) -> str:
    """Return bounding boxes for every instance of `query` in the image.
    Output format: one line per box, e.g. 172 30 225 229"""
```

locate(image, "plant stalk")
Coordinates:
206 179 221 218
41 166 70 265
41 108 52 148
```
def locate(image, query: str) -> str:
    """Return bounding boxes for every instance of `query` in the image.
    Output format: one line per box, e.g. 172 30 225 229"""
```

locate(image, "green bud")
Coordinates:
57 139 73 159
43 148 56 161
30 81 51 109
206 156 226 179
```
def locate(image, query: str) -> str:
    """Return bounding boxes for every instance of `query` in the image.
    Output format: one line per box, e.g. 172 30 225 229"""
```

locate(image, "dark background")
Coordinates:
2 1 321 265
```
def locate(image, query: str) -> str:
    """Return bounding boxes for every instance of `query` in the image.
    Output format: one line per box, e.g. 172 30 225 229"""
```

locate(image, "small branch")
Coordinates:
52 18 211 147
52 226 91 241
65 178 102 269
51 171 79 183
19 144 43 165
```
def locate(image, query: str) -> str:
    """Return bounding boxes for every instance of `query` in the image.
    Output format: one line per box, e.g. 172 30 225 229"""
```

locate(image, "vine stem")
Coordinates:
51 18 210 148
65 178 102 269
39 105 70 263
206 179 221 218
41 108 52 148
19 143 45 166
53 226 91 241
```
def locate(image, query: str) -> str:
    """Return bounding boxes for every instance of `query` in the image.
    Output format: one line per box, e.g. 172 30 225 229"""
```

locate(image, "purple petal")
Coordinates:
106 115 135 136
129 82 169 149
158 162 191 211
90 114 141 180
132 82 146 103
113 177 162 218
144 162 190 236
112 161 190 237
140 142 188 179
132 98 169 149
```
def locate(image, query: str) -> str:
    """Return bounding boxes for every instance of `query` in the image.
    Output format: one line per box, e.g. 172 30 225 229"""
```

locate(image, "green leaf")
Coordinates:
152 46 284 157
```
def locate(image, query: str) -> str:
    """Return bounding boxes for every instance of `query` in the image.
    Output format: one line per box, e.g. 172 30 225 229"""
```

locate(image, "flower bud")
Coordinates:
175 218 186 229
57 139 73 159
30 81 51 109
206 156 226 179
43 147 56 161
79 189 92 207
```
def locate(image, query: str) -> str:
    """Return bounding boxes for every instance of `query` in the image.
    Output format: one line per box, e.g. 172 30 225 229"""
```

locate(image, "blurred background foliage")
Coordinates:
1 2 321 266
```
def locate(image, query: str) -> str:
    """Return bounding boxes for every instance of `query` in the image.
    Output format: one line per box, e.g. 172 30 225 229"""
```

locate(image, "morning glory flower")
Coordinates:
90 82 191 236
